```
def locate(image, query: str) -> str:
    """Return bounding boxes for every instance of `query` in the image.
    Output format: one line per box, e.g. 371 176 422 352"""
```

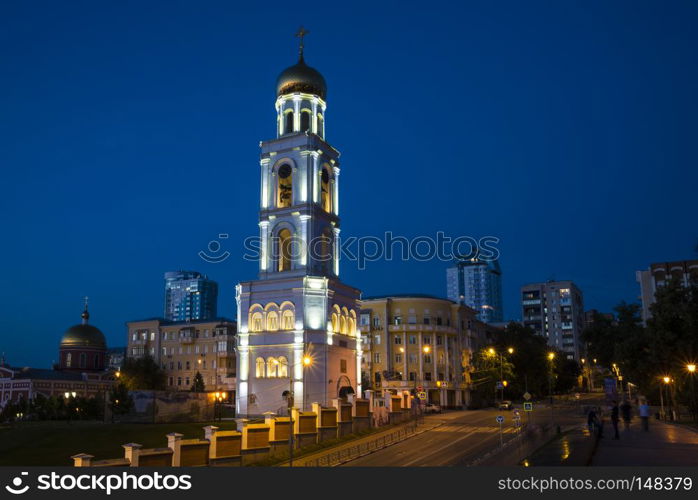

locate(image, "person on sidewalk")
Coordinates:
611 401 620 439
587 407 598 434
620 399 632 430
639 398 650 431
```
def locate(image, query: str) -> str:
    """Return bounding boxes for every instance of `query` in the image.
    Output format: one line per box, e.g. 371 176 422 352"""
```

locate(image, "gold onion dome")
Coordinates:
60 301 106 349
276 27 326 100
276 58 327 100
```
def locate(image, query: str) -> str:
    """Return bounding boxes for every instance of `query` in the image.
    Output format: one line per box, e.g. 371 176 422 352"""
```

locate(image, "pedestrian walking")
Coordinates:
620 399 632 430
639 398 650 431
611 401 620 439
587 407 598 434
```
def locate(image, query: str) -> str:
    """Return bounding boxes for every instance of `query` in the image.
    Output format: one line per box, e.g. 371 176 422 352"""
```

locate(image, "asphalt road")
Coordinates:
342 404 581 466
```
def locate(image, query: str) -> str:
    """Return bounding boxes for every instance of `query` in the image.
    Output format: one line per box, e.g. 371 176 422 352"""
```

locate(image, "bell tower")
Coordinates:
236 29 362 416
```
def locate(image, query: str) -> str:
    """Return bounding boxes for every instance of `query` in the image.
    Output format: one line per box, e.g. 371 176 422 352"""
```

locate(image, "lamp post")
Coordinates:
660 376 671 421
687 364 697 422
288 354 313 467
547 352 555 431
487 347 514 405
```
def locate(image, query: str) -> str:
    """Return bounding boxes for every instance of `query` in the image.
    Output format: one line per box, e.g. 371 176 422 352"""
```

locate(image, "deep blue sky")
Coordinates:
2 0 697 367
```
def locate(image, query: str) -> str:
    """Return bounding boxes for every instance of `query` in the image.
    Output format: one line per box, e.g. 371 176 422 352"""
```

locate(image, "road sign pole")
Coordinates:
499 421 503 447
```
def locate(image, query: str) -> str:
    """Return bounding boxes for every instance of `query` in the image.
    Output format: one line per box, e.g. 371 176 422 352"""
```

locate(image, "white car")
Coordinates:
424 403 442 414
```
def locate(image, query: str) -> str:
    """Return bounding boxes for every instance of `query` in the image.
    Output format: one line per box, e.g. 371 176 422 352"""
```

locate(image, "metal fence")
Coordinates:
303 420 420 467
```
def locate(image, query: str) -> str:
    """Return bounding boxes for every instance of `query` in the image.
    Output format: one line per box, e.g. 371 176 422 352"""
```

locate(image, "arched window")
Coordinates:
321 168 332 212
340 315 347 335
79 353 86 369
94 355 99 369
278 356 288 377
331 313 339 333
250 312 263 332
267 357 278 378
266 311 279 331
277 164 292 208
277 228 292 272
300 110 311 132
348 317 356 336
282 309 294 330
66 352 72 368
284 111 294 134
317 113 324 137
256 357 265 378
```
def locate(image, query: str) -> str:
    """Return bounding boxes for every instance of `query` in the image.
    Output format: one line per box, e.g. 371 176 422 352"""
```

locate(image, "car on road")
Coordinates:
498 400 513 410
424 403 442 413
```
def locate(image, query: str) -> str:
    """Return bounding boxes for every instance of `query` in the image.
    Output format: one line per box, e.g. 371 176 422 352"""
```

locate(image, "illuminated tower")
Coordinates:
236 29 362 416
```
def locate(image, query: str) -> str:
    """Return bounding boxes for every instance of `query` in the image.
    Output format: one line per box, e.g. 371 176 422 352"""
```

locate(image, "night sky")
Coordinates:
2 0 697 367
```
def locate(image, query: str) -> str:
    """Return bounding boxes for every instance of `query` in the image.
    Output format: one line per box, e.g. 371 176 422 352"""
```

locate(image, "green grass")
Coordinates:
0 420 236 466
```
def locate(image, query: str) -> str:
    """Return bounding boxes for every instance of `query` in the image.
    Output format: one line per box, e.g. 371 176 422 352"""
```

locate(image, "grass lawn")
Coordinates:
0 420 238 466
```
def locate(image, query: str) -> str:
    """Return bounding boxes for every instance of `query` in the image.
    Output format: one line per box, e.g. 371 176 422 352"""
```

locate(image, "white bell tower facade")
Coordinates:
236 32 362 416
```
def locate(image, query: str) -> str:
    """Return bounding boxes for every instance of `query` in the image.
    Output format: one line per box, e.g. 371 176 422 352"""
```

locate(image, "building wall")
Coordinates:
446 259 503 323
521 281 584 360
126 319 236 392
164 271 219 322
636 260 698 324
359 296 487 408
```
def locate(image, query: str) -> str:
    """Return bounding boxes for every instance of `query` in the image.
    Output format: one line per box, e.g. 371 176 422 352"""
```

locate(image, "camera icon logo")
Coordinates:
198 234 230 263
5 472 29 495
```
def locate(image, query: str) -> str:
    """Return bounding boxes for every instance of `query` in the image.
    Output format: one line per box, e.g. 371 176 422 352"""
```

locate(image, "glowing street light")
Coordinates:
547 352 555 361
422 345 431 354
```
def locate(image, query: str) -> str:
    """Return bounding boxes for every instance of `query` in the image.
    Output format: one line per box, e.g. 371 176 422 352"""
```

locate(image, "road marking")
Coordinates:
401 429 479 466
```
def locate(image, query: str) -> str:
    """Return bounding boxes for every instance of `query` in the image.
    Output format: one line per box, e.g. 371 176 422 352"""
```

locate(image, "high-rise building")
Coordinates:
235 33 361 416
164 271 218 322
446 258 503 323
521 281 585 360
636 260 698 325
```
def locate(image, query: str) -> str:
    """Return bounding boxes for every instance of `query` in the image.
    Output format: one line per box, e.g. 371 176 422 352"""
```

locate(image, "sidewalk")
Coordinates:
591 419 698 466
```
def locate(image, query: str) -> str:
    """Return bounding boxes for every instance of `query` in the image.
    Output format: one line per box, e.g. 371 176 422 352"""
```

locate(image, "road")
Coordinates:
342 403 581 466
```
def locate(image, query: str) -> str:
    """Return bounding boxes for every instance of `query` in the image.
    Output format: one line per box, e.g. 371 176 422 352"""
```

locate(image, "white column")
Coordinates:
259 221 269 272
333 227 340 276
332 167 340 216
311 98 318 134
293 97 301 132
300 215 311 267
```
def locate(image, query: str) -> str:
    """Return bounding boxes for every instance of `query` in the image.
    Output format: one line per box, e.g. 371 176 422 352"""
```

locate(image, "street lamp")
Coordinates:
547 352 556 431
687 364 697 422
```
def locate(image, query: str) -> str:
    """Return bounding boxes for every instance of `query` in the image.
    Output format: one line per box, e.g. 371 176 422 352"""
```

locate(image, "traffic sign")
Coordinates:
417 391 427 400
523 402 533 411
496 415 504 424
523 392 532 401
496 381 504 389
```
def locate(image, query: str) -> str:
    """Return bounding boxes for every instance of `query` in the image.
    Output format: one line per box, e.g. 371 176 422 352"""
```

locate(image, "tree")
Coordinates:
110 382 134 416
190 371 205 393
120 355 167 390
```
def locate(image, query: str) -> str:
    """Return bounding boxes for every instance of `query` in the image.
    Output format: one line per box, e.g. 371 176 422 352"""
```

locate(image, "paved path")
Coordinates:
591 420 698 466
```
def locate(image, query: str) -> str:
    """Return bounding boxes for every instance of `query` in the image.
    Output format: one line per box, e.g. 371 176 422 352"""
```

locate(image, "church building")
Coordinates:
236 31 362 416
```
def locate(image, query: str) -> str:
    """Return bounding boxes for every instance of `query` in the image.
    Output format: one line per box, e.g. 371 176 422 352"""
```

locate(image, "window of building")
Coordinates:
340 359 347 373
321 167 332 212
436 336 443 345
267 311 279 331
372 316 381 328
373 353 381 363
256 358 265 378
79 353 86 368
185 377 190 386
423 336 431 344
360 313 370 326
409 335 417 345
276 229 292 272
423 316 431 325
284 110 294 134
185 361 190 370
409 372 416 381
395 354 403 363
374 334 381 345
423 354 432 364
278 356 288 377
424 372 432 381
409 353 417 364
177 377 182 386
394 336 402 344
300 110 311 132
393 315 402 325
169 377 173 386
282 309 294 330
277 164 292 208
267 357 278 378
66 352 72 368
